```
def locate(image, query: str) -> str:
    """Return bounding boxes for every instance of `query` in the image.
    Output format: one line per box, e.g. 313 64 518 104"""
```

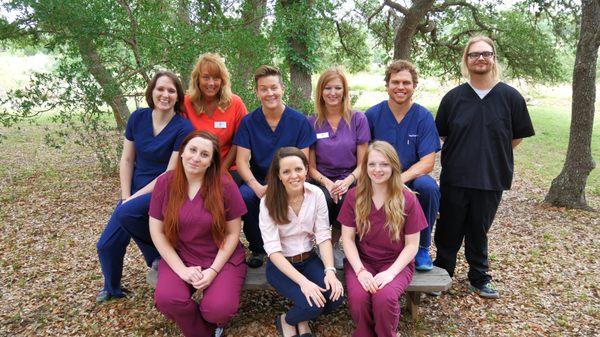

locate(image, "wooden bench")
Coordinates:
147 265 451 320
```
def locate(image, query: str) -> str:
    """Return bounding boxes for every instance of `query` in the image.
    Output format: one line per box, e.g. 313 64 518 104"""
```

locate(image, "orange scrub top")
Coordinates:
183 94 248 168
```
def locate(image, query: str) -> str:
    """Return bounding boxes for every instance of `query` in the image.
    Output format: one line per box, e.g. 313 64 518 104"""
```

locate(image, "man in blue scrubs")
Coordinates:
365 60 440 271
234 65 316 268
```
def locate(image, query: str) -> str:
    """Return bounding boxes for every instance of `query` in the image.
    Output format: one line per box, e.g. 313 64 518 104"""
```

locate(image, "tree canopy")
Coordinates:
0 0 582 173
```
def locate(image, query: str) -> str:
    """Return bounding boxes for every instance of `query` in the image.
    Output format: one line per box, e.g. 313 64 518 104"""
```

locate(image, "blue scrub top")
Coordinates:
125 108 194 193
365 101 440 170
233 105 316 182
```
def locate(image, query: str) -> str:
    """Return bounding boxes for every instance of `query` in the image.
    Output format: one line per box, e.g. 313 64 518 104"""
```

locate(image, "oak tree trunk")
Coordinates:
392 0 435 60
240 0 268 86
77 38 130 129
545 0 599 210
280 0 313 110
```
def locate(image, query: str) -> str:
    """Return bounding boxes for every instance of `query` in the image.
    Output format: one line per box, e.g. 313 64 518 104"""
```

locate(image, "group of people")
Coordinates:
95 35 534 337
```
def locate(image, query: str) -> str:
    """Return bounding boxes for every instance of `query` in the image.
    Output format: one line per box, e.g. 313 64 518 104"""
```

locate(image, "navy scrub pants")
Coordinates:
238 183 266 255
96 193 160 296
266 254 344 325
406 174 440 250
433 185 502 288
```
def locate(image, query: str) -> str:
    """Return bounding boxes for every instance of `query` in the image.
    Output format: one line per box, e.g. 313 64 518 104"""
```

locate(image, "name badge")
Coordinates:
214 121 227 129
316 132 329 139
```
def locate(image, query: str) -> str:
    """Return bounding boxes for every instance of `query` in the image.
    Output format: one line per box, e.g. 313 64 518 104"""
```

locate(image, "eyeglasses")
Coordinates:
467 51 494 60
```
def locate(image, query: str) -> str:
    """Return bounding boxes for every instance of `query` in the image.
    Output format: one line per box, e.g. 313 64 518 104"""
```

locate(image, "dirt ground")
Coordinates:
0 124 598 336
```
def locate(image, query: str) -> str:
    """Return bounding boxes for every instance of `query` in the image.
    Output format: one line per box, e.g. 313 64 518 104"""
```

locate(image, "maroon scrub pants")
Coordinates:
344 260 413 337
154 260 247 337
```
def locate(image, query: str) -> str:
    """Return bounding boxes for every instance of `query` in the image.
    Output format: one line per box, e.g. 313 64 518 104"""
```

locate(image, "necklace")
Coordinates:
288 196 304 206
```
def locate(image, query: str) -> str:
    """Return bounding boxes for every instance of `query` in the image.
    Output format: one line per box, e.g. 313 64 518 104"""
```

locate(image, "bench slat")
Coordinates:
243 266 451 292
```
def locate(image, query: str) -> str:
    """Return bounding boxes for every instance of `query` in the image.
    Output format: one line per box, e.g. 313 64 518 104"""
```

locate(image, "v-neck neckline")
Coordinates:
387 103 414 126
151 111 176 138
371 199 385 212
466 82 499 101
325 116 345 137
261 106 286 134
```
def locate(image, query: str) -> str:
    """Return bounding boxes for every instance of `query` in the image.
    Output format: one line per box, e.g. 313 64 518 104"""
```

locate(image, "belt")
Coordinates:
286 250 314 263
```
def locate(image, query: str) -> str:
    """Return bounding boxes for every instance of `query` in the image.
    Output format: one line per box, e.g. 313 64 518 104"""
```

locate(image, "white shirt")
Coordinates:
259 182 331 257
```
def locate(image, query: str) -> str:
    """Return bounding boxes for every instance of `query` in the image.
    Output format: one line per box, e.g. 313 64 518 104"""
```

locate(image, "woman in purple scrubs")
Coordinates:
149 131 247 337
308 67 370 268
338 141 427 337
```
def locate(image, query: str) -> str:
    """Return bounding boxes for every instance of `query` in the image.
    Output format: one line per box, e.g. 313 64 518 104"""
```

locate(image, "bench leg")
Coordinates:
406 292 421 320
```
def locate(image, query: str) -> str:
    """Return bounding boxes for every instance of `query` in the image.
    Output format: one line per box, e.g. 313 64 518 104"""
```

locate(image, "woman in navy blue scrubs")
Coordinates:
95 71 193 303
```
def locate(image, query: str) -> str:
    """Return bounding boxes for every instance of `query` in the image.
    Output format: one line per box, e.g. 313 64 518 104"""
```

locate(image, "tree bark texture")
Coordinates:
389 0 435 60
545 0 599 209
177 0 192 89
280 0 313 109
76 38 130 129
240 0 268 86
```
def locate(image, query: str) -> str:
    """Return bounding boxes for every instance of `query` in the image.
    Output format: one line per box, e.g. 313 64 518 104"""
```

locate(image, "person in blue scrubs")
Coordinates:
96 71 194 303
365 60 441 271
234 65 316 268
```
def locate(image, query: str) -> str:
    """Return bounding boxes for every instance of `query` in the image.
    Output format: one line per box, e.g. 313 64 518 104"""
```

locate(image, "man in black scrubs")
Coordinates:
434 36 535 299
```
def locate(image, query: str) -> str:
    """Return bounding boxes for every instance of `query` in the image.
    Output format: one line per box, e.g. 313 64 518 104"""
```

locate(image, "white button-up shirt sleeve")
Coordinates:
312 185 332 245
259 198 283 256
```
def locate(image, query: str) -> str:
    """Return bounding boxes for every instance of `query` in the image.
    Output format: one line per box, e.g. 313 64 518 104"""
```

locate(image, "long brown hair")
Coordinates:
188 53 233 113
264 147 308 224
163 130 227 248
355 141 407 241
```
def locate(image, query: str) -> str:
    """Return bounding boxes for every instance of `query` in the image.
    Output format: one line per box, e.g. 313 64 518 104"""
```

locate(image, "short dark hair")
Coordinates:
145 71 185 114
384 60 418 86
254 65 283 87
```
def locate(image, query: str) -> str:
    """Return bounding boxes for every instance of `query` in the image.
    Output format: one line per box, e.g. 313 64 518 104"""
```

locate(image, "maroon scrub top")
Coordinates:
149 171 248 267
337 187 427 267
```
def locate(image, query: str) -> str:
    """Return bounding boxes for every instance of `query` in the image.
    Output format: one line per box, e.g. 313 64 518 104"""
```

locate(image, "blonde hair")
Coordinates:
314 67 352 127
460 35 501 81
188 53 232 113
355 141 407 241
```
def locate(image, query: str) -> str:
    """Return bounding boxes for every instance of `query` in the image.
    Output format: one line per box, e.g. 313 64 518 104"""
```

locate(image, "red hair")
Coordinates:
163 130 227 248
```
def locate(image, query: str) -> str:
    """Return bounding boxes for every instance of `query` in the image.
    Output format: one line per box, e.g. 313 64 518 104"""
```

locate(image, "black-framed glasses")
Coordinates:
467 51 494 60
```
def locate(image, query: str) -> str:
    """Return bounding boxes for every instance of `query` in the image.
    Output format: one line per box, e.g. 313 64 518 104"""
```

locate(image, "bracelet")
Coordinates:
208 267 219 274
356 266 367 276
324 267 336 274
349 173 357 182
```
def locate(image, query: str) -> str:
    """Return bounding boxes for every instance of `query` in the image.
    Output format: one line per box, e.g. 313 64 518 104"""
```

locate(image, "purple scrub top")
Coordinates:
308 111 371 182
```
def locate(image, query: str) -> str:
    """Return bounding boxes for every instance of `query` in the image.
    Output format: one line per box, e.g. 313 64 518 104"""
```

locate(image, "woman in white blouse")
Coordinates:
259 147 344 337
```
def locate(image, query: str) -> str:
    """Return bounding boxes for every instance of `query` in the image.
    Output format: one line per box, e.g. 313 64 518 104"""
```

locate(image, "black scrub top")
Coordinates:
435 82 535 191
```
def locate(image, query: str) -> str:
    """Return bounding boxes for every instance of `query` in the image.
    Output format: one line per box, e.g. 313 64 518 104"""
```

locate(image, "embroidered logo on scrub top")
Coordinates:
214 121 227 129
316 132 329 139
407 134 418 145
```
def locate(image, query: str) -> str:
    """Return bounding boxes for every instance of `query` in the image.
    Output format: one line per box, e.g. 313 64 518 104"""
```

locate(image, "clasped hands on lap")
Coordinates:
176 265 217 291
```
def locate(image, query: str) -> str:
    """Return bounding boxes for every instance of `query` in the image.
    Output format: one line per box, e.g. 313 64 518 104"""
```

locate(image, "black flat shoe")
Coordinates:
247 252 266 268
95 287 130 304
296 325 313 337
275 314 298 337
275 315 284 337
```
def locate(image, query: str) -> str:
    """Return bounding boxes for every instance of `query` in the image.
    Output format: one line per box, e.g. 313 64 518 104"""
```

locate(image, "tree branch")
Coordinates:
384 0 409 15
367 3 386 25
116 0 151 84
